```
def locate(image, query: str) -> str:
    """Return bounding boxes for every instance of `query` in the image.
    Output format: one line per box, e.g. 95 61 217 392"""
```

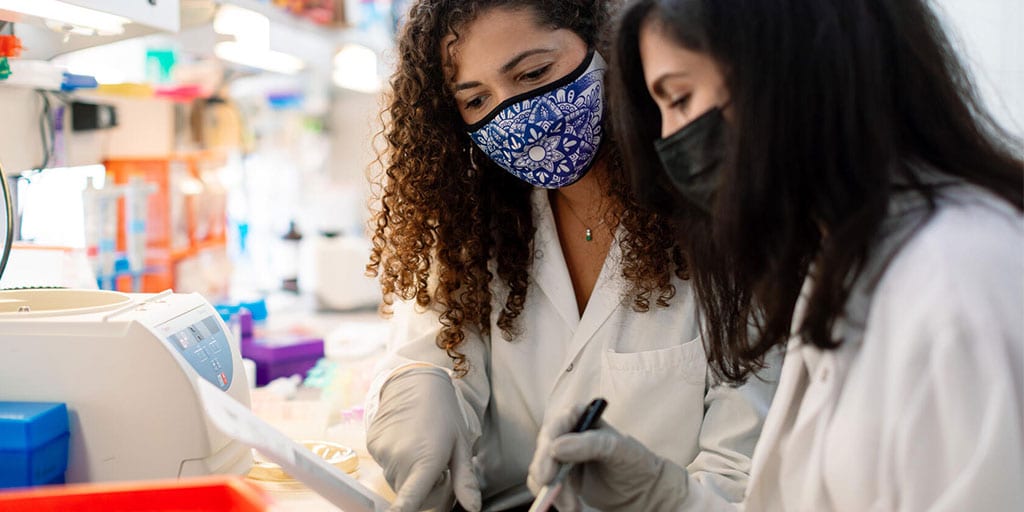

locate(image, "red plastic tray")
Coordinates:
0 475 270 511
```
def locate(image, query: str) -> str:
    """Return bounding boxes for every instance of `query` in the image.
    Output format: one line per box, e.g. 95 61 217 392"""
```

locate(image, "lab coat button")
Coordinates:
566 363 574 372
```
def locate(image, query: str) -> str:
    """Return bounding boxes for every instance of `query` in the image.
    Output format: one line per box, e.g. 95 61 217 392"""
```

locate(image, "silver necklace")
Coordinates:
560 195 605 242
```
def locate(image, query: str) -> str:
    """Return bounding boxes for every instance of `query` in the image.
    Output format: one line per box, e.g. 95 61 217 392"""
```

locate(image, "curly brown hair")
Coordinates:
367 0 687 375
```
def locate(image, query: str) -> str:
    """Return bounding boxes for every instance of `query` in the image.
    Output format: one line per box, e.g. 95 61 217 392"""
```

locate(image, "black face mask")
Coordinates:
653 106 728 213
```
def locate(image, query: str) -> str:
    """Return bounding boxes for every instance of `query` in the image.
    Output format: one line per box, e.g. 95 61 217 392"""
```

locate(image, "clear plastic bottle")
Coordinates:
278 220 302 292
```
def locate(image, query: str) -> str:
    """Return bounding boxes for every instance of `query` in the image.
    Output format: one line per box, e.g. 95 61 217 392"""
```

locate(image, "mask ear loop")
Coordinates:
467 144 482 177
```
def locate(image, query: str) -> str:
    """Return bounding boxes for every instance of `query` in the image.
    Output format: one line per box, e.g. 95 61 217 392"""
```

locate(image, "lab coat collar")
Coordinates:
747 267 830 502
530 189 627 375
566 237 625 363
745 335 804 507
531 189 583 327
747 332 845 508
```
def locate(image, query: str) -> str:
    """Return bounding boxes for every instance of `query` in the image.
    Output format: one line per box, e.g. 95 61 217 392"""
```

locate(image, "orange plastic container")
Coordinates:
104 152 229 294
0 475 270 512
104 157 176 293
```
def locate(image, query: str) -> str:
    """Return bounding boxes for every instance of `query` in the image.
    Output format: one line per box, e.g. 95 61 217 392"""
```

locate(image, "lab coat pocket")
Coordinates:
599 338 707 465
601 337 706 385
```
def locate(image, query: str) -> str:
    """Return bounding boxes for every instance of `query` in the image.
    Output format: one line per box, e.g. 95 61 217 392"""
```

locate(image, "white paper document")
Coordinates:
196 377 391 512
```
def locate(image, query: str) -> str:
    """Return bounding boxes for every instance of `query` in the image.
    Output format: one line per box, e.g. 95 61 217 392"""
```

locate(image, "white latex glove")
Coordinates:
367 368 482 512
528 404 691 512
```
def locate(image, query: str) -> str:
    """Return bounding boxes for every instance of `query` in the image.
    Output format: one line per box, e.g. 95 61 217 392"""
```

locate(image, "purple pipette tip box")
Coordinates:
242 335 325 387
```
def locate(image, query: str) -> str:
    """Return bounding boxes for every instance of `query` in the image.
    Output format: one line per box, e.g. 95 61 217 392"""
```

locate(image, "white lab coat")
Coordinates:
677 184 1024 512
366 188 777 511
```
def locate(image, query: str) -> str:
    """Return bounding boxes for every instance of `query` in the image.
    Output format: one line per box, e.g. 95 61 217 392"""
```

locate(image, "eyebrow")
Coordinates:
454 81 483 92
651 71 690 98
500 47 555 73
453 48 557 93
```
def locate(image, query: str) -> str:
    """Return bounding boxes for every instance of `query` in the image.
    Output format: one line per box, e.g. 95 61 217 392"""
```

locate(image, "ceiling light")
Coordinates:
214 41 304 75
0 0 129 36
213 4 269 47
212 5 304 75
332 44 381 93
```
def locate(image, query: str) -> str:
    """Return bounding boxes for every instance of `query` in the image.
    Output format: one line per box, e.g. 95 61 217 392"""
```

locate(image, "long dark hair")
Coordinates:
610 0 1024 382
367 0 686 375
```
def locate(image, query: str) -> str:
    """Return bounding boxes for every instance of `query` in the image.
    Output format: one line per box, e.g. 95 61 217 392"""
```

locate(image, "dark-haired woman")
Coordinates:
529 0 1024 510
363 0 777 511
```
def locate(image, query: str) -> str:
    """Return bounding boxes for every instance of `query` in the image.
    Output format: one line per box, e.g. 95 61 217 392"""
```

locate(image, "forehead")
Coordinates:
640 18 716 76
442 6 561 81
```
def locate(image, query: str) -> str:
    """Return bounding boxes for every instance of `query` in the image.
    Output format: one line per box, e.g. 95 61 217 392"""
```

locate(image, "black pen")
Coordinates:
527 398 608 512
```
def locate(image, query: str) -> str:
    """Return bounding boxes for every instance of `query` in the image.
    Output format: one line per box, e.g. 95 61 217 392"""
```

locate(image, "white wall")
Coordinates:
0 87 175 174
0 88 47 174
933 0 1024 139
73 92 176 159
325 89 384 237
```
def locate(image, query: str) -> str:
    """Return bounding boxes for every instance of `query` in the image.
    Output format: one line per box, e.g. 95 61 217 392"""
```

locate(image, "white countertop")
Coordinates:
245 292 397 510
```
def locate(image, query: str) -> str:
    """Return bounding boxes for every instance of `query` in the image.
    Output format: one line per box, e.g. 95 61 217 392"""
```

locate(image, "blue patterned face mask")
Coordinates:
466 51 606 189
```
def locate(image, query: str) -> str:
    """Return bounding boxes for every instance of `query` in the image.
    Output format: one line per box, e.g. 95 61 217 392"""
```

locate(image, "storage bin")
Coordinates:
0 402 70 489
242 335 324 387
0 475 270 511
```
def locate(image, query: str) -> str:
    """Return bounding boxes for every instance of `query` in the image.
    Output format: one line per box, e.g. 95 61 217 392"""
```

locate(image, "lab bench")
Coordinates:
246 292 396 510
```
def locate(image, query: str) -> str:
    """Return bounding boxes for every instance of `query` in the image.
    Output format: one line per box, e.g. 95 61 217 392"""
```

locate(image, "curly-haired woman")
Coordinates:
362 1 777 511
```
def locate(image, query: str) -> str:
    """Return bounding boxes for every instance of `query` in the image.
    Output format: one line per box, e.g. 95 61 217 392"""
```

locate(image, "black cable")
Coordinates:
45 94 57 163
35 91 53 172
0 158 14 284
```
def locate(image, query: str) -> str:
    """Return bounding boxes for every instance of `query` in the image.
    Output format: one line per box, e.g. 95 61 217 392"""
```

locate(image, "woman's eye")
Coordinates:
465 96 486 110
670 94 691 110
520 65 551 82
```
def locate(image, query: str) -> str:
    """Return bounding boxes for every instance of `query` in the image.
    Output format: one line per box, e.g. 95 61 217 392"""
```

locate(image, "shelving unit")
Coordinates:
104 151 228 294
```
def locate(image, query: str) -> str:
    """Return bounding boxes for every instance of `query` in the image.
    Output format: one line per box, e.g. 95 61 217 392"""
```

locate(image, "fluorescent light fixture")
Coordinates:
212 4 304 75
215 41 305 75
213 4 269 47
0 0 130 35
332 44 382 93
56 38 149 84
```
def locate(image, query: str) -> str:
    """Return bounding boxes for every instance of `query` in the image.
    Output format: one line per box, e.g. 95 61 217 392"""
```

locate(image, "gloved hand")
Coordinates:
367 367 482 512
527 404 691 512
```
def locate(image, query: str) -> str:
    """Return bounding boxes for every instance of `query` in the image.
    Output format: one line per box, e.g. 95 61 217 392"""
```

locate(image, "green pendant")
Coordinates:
585 228 593 242
0 57 10 80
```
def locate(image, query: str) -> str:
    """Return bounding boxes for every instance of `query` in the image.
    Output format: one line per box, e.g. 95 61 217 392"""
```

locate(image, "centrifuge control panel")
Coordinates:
160 309 234 391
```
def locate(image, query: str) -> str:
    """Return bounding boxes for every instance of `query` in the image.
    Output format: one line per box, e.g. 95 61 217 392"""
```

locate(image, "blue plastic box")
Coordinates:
0 402 70 488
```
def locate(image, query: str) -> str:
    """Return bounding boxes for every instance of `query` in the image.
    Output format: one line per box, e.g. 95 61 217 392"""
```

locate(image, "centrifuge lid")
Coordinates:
0 289 132 317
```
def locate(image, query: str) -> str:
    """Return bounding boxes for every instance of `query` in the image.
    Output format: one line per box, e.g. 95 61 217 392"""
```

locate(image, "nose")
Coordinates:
661 114 681 139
